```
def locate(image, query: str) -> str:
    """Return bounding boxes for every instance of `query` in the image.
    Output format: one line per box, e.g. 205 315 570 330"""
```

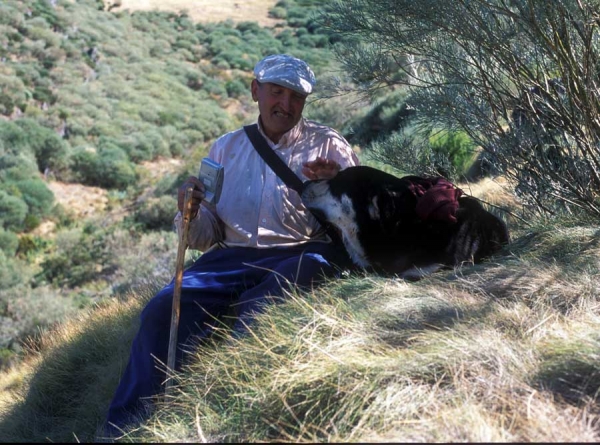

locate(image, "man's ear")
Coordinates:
251 79 259 102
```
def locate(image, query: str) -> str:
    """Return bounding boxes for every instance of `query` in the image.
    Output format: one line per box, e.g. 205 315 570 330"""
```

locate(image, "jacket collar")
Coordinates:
257 117 305 149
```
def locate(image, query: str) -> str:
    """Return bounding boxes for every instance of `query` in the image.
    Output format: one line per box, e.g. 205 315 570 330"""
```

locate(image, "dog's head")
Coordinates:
301 166 416 268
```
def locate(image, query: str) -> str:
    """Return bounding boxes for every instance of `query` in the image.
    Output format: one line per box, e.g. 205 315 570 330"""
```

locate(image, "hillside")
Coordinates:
0 0 598 443
0 0 357 368
108 0 282 26
1 219 599 442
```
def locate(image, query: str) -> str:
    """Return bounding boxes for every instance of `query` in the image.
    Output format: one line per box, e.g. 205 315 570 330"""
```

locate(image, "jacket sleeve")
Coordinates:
173 139 227 251
173 199 224 252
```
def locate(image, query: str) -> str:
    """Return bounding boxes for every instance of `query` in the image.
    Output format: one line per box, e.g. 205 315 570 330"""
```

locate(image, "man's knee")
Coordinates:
293 251 337 286
140 287 173 328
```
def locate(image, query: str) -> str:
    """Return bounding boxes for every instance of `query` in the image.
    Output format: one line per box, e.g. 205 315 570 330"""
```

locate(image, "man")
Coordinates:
104 54 359 436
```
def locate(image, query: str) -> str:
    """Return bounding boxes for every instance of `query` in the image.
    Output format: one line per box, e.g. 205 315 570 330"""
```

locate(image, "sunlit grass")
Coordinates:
1 221 599 442
0 285 157 443
121 229 599 442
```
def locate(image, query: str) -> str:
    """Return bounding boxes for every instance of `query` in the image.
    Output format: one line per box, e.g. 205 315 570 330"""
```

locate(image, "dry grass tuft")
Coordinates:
1 220 598 442
0 285 158 443
126 228 600 442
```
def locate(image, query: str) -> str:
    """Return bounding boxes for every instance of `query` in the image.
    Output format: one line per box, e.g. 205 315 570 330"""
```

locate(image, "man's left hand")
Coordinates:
302 157 341 180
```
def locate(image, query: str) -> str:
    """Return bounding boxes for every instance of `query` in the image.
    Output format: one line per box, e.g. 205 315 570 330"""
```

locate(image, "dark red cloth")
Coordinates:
407 177 462 223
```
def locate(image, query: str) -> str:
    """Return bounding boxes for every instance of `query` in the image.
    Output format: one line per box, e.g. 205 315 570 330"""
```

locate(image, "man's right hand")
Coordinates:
178 176 206 218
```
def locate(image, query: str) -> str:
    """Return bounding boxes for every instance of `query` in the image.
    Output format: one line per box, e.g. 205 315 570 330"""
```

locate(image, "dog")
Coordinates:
301 166 509 280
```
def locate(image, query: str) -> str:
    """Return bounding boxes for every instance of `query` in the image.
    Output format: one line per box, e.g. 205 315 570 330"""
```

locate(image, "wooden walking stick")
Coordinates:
165 185 195 395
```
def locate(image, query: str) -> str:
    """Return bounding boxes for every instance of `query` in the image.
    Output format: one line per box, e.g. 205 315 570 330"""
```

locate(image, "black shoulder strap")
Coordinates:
243 124 343 247
244 124 305 193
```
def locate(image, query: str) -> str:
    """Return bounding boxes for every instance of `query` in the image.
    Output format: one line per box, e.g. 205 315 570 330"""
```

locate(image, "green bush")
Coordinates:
14 178 54 216
346 91 416 146
0 228 18 256
37 225 114 288
70 145 137 190
0 154 39 182
16 234 51 259
269 6 287 19
429 130 476 176
225 79 247 98
0 119 68 175
0 120 30 156
0 190 27 231
0 74 28 116
14 118 70 173
133 195 177 231
0 250 20 290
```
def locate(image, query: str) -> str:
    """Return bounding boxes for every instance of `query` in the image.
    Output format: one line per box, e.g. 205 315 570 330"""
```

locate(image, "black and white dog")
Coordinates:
302 166 509 280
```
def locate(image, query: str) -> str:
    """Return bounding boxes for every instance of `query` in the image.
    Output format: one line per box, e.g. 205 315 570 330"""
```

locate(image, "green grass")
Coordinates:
1 221 599 442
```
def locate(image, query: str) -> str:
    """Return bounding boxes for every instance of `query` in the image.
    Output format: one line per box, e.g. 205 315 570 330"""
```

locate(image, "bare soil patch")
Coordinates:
47 181 109 219
110 0 282 27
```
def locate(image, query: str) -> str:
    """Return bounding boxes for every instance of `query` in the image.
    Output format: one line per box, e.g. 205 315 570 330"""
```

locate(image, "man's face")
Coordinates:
251 80 307 143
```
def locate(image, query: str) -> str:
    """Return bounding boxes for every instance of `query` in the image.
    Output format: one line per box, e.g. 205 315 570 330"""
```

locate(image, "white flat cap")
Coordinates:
253 54 316 95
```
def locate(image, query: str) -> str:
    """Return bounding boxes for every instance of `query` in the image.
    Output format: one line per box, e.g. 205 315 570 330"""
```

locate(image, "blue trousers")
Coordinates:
105 242 351 433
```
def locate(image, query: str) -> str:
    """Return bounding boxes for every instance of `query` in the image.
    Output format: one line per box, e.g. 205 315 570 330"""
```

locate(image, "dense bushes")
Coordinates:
0 191 28 232
325 0 600 217
0 118 62 235
429 130 476 177
0 119 69 174
1 0 238 194
36 224 114 288
0 0 353 203
0 251 22 291
0 229 18 257
0 0 375 371
345 90 416 146
70 144 137 190
133 195 177 231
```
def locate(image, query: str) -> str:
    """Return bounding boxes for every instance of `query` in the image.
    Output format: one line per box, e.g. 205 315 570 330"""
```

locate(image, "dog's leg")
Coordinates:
397 263 445 281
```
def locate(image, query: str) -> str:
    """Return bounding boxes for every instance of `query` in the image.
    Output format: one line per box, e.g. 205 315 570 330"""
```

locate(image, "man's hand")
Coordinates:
177 176 206 218
302 157 341 180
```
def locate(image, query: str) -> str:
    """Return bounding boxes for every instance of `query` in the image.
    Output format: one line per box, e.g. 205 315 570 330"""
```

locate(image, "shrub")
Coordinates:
429 130 476 177
346 91 415 146
325 0 600 217
0 190 27 231
70 145 137 190
14 178 55 217
0 250 20 290
0 153 39 181
364 127 455 179
225 79 247 99
269 6 287 19
133 195 177 231
0 74 28 116
37 225 114 288
16 234 51 259
14 118 70 173
0 228 18 256
0 119 69 175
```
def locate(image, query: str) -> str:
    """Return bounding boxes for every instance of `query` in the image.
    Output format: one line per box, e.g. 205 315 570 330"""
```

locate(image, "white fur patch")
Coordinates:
302 184 369 267
397 263 444 280
368 195 380 220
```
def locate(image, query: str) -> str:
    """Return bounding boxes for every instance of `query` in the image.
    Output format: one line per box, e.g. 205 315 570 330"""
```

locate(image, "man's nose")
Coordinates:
279 93 291 111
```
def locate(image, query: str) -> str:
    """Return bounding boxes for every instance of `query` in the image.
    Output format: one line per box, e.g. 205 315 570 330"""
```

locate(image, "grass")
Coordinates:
112 0 281 26
0 215 599 442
